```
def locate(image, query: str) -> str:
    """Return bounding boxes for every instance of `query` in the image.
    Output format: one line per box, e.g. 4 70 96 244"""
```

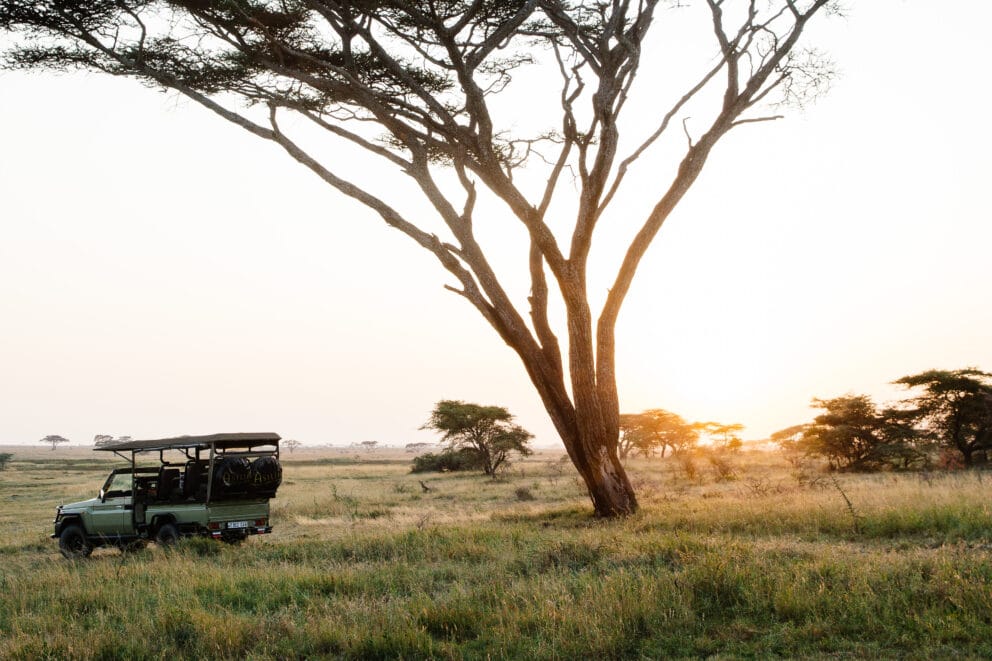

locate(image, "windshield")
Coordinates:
101 472 133 498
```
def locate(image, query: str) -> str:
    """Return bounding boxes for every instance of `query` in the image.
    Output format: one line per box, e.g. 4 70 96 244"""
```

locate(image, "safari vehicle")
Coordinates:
52 433 282 558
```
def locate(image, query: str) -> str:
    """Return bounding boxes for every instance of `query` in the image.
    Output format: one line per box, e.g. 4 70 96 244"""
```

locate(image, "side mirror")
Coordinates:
99 488 106 502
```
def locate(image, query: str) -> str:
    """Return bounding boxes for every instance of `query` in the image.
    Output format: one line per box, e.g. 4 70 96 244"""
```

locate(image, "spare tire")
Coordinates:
250 456 282 495
212 457 252 497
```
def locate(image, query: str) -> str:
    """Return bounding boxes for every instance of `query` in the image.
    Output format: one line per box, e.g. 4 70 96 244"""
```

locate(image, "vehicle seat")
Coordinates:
158 468 181 502
183 461 207 500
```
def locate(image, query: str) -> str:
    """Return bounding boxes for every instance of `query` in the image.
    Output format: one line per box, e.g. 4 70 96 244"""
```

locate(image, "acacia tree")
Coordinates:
40 434 69 451
895 369 992 467
618 413 648 459
799 395 923 471
619 408 697 458
0 0 838 516
93 434 133 448
423 400 533 476
695 421 744 450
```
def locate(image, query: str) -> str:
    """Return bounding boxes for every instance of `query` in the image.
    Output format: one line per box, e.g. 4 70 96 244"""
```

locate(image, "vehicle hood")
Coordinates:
59 497 100 512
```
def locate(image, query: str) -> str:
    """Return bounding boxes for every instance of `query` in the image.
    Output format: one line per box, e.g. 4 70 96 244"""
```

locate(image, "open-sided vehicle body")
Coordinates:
53 433 281 558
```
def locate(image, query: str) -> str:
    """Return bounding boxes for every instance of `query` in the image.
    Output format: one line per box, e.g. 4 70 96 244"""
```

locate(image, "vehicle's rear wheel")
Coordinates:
220 532 247 545
59 524 93 559
155 523 180 547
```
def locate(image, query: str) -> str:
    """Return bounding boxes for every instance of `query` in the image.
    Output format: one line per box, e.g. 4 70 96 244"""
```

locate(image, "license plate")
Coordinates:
226 520 249 529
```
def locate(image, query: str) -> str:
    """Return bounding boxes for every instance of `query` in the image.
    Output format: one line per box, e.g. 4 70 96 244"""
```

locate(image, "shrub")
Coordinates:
679 455 698 481
514 487 536 501
411 448 485 473
0 453 11 471
708 455 738 482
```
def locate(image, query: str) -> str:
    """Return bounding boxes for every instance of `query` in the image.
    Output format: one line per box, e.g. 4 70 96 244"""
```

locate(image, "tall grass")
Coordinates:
1 448 990 658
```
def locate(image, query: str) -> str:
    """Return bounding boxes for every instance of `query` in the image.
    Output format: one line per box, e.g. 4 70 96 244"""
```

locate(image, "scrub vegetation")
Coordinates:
1 446 990 659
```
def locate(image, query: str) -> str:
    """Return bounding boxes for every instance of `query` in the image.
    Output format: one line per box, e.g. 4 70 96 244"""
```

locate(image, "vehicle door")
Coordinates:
89 472 134 536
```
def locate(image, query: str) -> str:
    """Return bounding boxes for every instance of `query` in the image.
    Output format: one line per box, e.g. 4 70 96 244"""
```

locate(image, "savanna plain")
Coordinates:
1 445 990 659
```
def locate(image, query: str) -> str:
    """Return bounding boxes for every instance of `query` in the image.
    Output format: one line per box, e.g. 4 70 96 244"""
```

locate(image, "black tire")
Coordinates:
155 522 180 547
249 456 282 495
59 524 93 559
212 457 252 498
220 532 247 545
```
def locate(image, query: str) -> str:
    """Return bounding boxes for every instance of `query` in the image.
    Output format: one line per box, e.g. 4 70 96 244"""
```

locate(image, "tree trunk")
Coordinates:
490 265 639 517
516 358 638 516
584 444 638 517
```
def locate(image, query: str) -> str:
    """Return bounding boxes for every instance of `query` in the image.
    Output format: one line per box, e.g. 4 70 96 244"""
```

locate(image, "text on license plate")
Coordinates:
227 520 249 529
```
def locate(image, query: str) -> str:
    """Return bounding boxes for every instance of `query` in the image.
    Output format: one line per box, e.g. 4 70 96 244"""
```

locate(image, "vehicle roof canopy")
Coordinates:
94 433 280 453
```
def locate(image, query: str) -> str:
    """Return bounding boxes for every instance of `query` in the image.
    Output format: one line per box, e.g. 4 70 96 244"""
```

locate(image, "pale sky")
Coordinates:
1 2 990 447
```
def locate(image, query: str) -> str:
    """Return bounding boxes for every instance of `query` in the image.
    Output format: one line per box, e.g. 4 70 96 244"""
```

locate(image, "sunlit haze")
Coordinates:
1 2 990 447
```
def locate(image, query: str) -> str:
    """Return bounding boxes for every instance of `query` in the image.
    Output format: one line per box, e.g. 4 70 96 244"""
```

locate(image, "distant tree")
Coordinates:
0 453 12 471
696 422 745 451
422 400 533 476
40 435 69 451
405 442 435 454
771 424 809 451
894 369 992 467
799 395 922 471
618 414 649 459
283 439 302 454
620 409 699 458
359 441 379 452
93 435 132 448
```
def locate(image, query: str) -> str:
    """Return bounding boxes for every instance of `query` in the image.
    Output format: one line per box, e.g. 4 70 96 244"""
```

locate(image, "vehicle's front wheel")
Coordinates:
59 524 93 559
155 523 180 547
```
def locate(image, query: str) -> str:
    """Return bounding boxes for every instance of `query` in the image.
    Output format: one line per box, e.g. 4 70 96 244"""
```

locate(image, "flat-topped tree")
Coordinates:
895 369 992 467
40 434 69 451
0 0 838 516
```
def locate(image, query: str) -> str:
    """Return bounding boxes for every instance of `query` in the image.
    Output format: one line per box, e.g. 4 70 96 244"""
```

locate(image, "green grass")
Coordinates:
1 447 990 659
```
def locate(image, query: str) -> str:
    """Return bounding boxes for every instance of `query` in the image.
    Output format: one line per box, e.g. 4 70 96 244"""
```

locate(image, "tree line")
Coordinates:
618 412 744 459
774 369 992 471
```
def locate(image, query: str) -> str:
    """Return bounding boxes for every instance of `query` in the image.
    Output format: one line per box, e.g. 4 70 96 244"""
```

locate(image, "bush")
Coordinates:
411 448 485 473
679 455 698 481
0 453 11 471
514 487 536 501
708 455 738 482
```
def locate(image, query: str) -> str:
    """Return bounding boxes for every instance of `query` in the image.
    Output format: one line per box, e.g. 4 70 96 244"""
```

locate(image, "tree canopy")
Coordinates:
93 435 132 448
422 399 533 475
40 434 69 450
619 409 698 458
784 394 922 471
0 0 839 516
695 421 745 451
895 369 992 467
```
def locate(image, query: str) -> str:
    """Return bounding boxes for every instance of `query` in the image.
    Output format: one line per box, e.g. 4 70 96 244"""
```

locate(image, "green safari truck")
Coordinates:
53 433 282 558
